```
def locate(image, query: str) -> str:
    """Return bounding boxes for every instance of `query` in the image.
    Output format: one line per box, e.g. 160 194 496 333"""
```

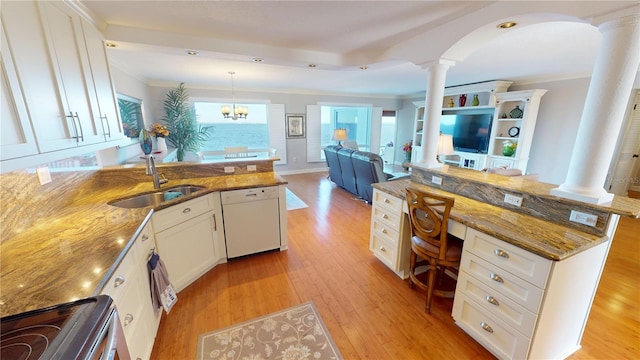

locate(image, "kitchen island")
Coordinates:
0 158 287 318
371 164 639 359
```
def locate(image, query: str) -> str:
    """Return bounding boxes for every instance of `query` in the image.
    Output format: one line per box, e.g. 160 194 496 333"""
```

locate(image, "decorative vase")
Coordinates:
472 94 480 106
176 146 185 161
156 137 168 153
509 105 524 118
502 140 516 157
459 94 467 107
405 151 412 163
448 98 454 107
139 129 152 155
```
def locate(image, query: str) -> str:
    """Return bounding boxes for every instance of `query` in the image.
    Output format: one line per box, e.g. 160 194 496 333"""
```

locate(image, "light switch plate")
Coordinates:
504 193 523 207
224 166 235 173
36 167 52 185
431 176 443 185
569 210 598 227
247 165 257 171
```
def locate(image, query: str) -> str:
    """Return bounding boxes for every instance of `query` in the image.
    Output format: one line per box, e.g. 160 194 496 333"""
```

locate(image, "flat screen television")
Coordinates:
440 109 493 154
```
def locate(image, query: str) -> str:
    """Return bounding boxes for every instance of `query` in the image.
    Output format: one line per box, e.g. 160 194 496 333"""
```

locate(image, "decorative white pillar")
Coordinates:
419 59 455 168
551 14 640 204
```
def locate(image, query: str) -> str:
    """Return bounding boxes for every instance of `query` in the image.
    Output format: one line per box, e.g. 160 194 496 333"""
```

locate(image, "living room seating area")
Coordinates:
324 145 406 203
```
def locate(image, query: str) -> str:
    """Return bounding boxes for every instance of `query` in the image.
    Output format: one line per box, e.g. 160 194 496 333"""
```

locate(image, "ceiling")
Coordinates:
77 0 639 97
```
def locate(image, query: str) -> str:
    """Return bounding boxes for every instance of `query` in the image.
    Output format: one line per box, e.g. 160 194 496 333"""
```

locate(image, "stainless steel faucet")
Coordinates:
145 155 169 189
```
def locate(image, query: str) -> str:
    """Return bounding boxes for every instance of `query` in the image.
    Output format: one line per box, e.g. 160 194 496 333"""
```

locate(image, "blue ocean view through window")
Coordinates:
199 123 269 151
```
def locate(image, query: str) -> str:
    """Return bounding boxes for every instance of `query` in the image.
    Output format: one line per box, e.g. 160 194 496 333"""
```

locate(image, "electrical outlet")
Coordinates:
431 176 442 185
569 210 598 227
247 165 257 171
224 166 235 173
503 193 523 207
36 166 52 185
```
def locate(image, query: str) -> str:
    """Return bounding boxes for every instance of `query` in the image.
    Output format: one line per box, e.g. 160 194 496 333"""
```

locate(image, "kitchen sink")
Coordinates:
108 185 207 209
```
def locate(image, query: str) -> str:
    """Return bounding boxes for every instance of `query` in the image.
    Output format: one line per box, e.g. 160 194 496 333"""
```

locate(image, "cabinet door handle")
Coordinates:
486 296 500 306
124 313 134 326
213 214 217 231
141 234 149 242
113 275 125 288
182 207 191 214
490 273 504 283
67 112 80 143
379 246 386 252
101 114 111 137
73 112 84 142
480 322 494 333
494 249 509 259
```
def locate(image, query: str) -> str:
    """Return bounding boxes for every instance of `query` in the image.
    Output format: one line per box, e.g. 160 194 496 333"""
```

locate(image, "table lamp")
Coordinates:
332 129 348 146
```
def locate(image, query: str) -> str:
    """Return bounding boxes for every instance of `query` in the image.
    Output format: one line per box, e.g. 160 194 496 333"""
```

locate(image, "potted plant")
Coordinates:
161 83 210 161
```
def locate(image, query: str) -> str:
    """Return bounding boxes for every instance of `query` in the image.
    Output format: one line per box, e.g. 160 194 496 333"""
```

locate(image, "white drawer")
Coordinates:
153 194 215 232
101 249 136 303
135 221 156 259
453 293 530 360
465 228 551 289
372 204 401 230
456 271 538 338
460 251 544 314
373 189 403 213
370 234 397 270
371 218 400 245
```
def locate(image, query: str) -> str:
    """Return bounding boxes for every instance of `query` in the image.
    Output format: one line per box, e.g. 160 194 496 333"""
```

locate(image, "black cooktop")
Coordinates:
1 295 112 360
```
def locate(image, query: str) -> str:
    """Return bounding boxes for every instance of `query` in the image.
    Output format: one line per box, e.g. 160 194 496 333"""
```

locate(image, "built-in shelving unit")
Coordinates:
487 89 547 172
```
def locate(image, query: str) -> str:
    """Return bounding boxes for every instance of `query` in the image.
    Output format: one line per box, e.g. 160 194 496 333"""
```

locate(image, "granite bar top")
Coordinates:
374 179 609 262
0 169 286 317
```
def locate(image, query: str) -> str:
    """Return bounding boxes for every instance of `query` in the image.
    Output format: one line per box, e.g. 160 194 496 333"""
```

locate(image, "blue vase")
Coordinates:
139 129 153 155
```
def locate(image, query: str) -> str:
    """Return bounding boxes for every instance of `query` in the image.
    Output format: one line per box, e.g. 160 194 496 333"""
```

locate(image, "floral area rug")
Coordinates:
197 301 343 360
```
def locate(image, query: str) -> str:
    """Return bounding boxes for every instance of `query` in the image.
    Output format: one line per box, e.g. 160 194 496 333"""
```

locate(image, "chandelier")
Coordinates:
221 71 248 120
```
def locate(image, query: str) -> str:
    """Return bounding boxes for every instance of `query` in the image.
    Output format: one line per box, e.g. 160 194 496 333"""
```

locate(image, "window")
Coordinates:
307 104 382 162
380 110 397 164
117 94 144 139
194 102 269 151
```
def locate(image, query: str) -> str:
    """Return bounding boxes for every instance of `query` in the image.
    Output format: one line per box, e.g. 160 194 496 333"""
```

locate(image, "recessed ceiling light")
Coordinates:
497 21 517 29
253 58 264 62
185 50 198 56
360 65 368 70
105 42 117 48
308 64 317 68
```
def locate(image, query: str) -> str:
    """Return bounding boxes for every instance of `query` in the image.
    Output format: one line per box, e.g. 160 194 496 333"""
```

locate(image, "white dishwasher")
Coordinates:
221 186 281 258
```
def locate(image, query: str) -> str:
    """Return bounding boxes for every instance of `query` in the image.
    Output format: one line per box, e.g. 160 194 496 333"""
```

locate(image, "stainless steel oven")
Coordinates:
1 295 130 360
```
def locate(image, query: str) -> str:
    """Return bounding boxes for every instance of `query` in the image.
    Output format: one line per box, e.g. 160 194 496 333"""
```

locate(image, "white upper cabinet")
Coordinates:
37 1 103 147
0 21 39 160
80 17 124 142
0 0 124 172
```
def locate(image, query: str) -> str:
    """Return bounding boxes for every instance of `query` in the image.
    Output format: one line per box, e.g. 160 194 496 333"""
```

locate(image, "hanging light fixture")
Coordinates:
221 71 248 120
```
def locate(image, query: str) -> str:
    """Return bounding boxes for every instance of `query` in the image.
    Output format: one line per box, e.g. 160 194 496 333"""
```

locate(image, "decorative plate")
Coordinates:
509 105 523 119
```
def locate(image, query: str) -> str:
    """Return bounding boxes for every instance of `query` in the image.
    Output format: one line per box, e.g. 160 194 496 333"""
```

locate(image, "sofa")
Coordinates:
324 145 406 203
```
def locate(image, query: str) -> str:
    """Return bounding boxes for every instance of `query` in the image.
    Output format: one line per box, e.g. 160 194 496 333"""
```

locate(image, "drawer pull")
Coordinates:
486 296 500 306
182 207 192 214
213 214 217 231
381 228 387 234
494 249 509 259
480 322 494 333
379 246 386 252
382 214 389 219
124 313 134 326
141 234 149 242
490 273 504 283
384 198 390 203
113 275 126 288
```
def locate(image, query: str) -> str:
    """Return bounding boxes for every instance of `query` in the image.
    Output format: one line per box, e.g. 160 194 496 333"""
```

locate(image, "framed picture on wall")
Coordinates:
286 114 305 138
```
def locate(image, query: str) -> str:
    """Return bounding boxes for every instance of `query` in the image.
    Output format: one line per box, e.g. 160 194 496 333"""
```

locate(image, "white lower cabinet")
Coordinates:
453 228 609 360
152 193 226 292
369 189 411 278
101 220 159 360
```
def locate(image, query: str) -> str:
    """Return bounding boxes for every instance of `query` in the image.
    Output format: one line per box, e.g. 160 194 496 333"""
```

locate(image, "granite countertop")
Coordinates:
374 179 609 262
0 171 287 317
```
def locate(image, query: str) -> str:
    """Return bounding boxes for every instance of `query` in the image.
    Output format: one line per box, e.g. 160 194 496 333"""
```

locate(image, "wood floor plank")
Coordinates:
150 172 639 359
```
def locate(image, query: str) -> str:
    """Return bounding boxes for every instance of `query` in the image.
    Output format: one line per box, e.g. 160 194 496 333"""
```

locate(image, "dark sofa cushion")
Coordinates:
324 145 343 187
351 151 387 203
337 148 357 194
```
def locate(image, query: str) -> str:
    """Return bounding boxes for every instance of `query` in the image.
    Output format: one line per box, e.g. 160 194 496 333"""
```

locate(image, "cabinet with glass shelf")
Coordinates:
488 89 547 173
411 101 425 163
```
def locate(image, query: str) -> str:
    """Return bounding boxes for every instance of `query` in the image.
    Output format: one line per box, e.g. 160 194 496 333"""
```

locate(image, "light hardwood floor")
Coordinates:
150 172 640 359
